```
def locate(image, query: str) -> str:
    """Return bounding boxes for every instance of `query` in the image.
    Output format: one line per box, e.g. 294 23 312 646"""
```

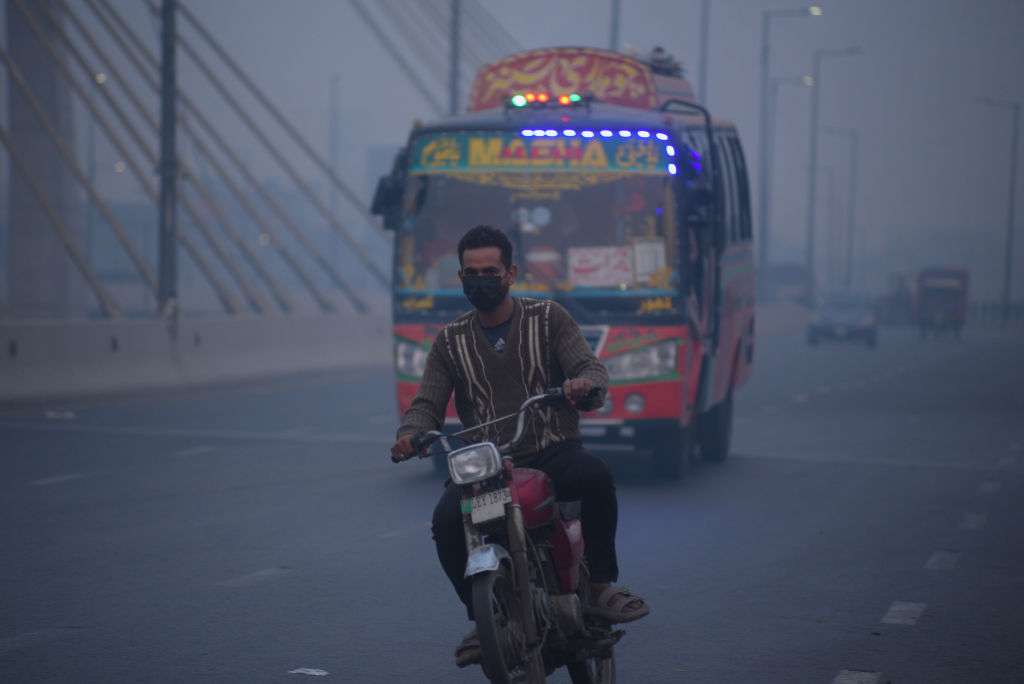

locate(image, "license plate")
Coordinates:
470 487 512 524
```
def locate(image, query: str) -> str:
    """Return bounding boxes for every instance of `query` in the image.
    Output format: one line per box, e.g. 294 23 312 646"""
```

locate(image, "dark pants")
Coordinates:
431 439 619 617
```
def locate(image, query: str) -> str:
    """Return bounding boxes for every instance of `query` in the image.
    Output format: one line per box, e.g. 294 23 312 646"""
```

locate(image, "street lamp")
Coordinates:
978 97 1020 327
757 5 821 283
823 126 859 289
764 75 813 274
805 45 862 295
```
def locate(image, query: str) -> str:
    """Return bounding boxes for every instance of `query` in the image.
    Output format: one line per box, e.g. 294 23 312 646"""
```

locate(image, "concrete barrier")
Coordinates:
0 310 391 402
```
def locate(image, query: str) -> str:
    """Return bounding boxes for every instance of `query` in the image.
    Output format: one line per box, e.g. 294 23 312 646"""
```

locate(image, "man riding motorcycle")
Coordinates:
390 225 649 668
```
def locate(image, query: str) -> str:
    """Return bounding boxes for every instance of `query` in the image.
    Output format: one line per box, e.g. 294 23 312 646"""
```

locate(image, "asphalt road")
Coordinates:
1 321 1022 683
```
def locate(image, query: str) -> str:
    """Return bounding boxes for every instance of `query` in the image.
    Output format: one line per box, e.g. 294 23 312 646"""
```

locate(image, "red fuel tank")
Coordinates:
513 468 558 529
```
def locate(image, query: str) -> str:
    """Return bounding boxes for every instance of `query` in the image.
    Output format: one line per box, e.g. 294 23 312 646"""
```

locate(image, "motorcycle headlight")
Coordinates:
604 340 677 380
448 443 503 485
395 340 428 378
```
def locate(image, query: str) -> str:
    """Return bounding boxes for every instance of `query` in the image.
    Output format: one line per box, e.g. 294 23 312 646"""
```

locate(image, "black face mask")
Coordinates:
462 274 507 311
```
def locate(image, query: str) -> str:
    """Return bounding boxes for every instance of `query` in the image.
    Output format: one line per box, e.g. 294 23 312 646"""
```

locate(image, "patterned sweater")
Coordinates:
397 297 609 464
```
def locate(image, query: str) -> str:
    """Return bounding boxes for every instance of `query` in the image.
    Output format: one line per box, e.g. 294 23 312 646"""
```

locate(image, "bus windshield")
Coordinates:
394 132 684 321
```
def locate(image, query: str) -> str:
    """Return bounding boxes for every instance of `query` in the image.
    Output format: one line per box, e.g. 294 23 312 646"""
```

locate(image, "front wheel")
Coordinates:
473 564 539 683
698 391 733 463
648 423 695 480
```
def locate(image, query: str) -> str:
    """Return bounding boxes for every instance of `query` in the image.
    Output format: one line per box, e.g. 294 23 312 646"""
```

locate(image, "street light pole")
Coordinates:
805 45 861 296
757 6 821 288
697 0 709 103
824 126 859 289
979 98 1020 327
765 75 813 278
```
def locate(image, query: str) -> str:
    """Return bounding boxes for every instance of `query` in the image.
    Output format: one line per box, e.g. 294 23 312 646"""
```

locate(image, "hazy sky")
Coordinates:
24 0 1024 298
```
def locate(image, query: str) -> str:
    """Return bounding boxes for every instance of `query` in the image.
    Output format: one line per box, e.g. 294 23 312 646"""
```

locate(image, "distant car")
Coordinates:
807 292 878 348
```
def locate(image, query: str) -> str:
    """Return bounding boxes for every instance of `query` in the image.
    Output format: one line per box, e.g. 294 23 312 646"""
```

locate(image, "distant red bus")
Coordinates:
374 47 755 477
916 266 969 337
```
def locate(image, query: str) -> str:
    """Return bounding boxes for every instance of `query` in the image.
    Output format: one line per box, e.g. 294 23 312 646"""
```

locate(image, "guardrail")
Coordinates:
968 300 1024 326
0 307 391 402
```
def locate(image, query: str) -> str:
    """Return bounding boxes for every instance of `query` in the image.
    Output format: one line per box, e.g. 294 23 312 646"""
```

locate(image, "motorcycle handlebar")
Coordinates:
392 385 603 461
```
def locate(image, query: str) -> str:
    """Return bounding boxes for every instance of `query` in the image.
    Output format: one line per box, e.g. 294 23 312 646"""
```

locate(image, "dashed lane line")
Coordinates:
175 444 217 457
379 521 432 539
735 451 1020 473
30 473 86 486
0 421 384 446
924 550 961 570
960 512 988 530
977 481 1002 494
832 671 881 684
219 566 293 588
881 601 926 625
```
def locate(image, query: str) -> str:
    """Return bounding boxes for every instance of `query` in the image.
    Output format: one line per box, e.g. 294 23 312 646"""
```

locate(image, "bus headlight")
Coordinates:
604 340 677 380
395 341 428 377
448 443 503 484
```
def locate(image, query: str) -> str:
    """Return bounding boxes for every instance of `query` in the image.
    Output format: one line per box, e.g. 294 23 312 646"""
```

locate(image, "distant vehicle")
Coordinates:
807 291 878 348
915 267 968 337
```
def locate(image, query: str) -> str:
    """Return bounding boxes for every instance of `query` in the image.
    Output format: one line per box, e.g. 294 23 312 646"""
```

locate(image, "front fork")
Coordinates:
506 503 539 648
463 500 540 650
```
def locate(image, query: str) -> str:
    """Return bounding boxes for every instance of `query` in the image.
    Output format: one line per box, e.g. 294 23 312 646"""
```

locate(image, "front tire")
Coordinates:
698 391 733 463
473 564 543 682
648 423 695 480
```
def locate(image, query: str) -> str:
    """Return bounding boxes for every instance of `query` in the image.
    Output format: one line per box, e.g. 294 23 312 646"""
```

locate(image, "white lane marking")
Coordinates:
925 550 960 570
792 393 808 404
0 627 84 655
31 473 86 486
219 566 292 587
0 421 383 445
832 671 881 684
288 668 329 676
977 481 1001 494
276 426 313 437
43 410 76 420
175 444 216 457
380 521 432 539
734 451 1012 473
881 601 926 625
960 512 988 530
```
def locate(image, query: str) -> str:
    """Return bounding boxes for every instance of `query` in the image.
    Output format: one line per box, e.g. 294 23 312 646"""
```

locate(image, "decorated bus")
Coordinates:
372 47 755 477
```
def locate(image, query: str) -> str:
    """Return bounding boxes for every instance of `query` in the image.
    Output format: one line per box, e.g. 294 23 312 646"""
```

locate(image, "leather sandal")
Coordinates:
454 628 481 668
584 585 650 623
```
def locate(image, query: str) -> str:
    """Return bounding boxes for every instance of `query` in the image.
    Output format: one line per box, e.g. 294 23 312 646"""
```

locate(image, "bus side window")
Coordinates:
729 137 753 242
711 136 730 251
718 135 741 246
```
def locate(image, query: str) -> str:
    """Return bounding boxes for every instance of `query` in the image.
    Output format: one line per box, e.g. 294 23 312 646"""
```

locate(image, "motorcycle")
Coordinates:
394 387 621 683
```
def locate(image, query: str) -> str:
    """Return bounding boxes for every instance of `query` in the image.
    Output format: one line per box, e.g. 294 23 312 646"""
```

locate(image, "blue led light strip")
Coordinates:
519 127 681 175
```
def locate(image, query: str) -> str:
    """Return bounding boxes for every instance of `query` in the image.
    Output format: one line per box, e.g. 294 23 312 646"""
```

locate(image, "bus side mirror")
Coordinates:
371 174 403 231
371 147 409 231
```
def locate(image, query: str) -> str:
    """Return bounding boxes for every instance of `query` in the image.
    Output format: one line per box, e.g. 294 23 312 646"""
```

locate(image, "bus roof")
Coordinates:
467 46 699 110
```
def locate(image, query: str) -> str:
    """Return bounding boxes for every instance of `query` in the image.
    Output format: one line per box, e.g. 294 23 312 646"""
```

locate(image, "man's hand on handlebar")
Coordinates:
562 377 595 407
390 435 421 463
